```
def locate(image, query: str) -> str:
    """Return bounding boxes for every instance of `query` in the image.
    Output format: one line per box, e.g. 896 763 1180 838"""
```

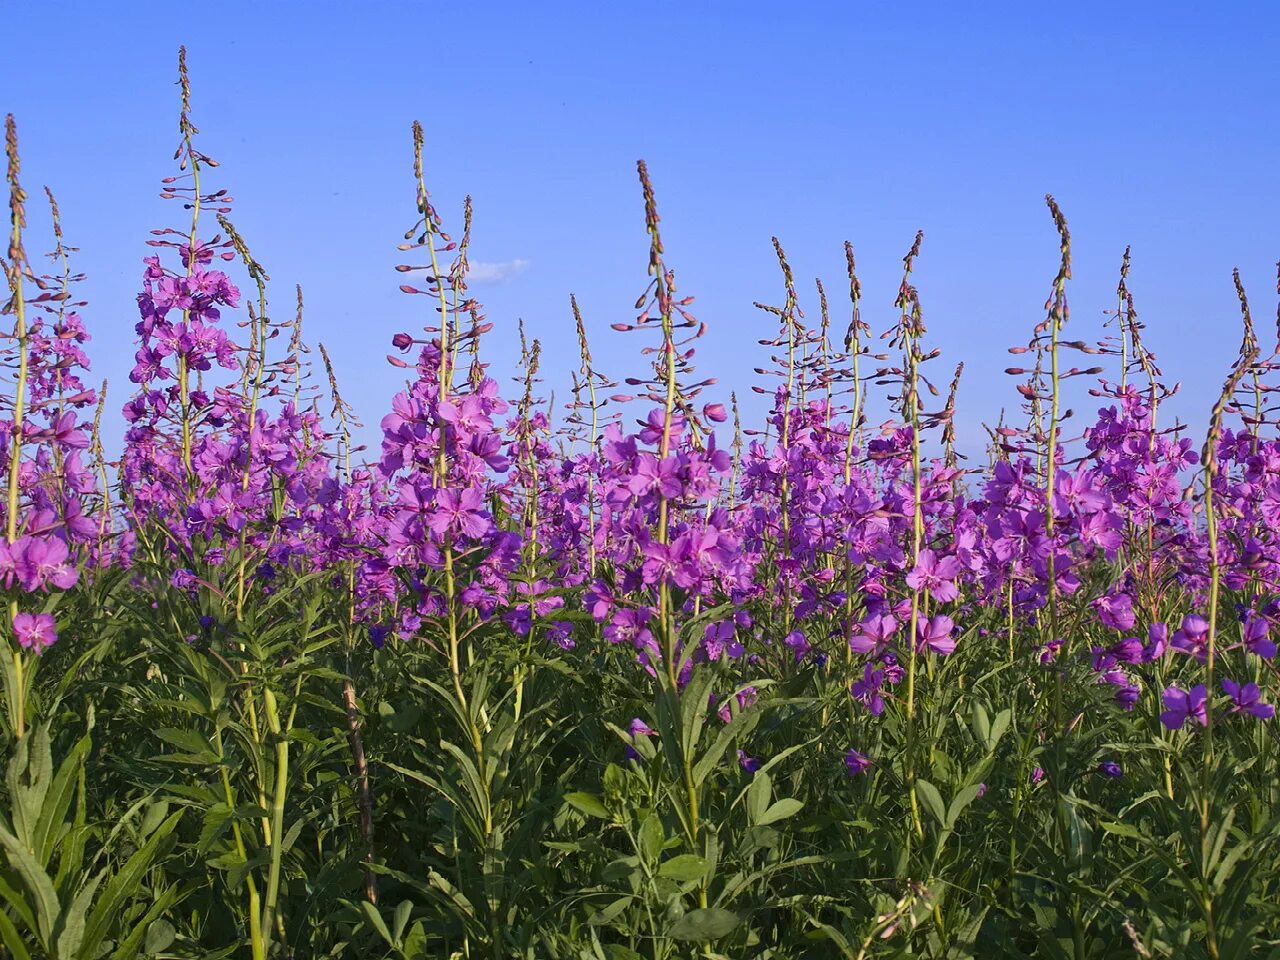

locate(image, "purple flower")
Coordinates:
1094 593 1135 632
1243 615 1276 660
905 549 961 602
1109 637 1145 664
1114 683 1140 711
1097 761 1123 778
1171 615 1209 660
1160 684 1208 731
844 749 872 777
783 629 810 661
427 487 492 539
12 612 56 653
849 613 897 654
914 614 956 655
738 750 763 773
629 717 657 737
1143 623 1169 661
850 664 886 716
605 608 657 659
13 536 78 593
1222 679 1274 719
703 620 744 661
170 568 198 590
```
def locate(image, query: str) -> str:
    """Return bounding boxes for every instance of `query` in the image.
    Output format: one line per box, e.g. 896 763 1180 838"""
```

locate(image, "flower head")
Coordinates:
1222 679 1274 719
844 748 872 777
12 612 56 653
1160 684 1208 731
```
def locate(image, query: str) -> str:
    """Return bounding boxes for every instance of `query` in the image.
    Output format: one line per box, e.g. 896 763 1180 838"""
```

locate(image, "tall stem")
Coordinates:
4 115 29 737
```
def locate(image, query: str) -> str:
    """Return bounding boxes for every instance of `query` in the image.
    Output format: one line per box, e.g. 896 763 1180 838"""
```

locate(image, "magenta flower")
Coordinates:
783 629 810 661
1160 684 1208 731
1143 623 1169 661
427 487 492 539
1242 615 1276 660
629 717 657 737
1093 593 1135 632
844 749 872 777
12 612 56 653
904 549 961 602
914 614 956 655
1222 679 1274 719
13 537 78 593
717 685 758 723
627 453 682 499
850 664 886 715
849 613 897 654
1170 615 1209 660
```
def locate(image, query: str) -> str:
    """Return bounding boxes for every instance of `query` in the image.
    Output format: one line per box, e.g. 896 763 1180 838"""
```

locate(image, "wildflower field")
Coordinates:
3 49 1280 960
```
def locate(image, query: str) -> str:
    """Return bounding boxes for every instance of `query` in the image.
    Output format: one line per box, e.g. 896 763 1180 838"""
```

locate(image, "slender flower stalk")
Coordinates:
3 115 30 736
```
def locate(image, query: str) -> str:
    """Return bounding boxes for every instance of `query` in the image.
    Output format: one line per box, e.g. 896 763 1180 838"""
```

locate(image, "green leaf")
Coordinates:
153 727 219 764
564 792 610 820
0 873 38 942
666 907 740 941
971 701 990 746
401 919 427 959
143 918 177 956
638 814 664 863
0 907 32 960
361 901 395 947
602 857 640 883
80 810 183 960
138 800 170 839
401 921 427 960
692 707 761 788
987 709 1011 752
0 823 60 947
587 896 632 927
1099 820 1142 840
392 898 413 944
196 803 232 856
658 854 709 882
945 784 984 828
52 869 103 960
916 780 946 827
33 735 90 869
756 798 804 826
747 771 771 825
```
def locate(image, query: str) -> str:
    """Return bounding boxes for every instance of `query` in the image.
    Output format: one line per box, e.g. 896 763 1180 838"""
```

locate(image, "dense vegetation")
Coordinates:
1 50 1279 959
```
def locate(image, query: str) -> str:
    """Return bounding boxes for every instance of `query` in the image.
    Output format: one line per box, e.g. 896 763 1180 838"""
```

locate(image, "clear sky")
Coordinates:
3 1 1278 459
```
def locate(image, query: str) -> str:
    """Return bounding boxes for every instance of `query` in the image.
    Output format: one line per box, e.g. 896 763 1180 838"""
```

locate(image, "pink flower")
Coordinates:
850 613 897 654
13 536 79 593
905 549 961 602
12 612 56 653
914 614 956 655
427 487 492 539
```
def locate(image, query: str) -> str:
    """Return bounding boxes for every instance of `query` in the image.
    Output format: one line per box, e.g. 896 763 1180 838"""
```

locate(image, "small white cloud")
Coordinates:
468 258 530 284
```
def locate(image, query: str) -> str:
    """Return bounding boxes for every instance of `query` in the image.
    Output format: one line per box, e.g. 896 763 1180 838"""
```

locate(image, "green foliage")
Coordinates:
1 563 1280 959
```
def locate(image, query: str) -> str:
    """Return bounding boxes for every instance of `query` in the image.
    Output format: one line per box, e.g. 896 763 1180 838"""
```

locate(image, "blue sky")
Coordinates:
3 1 1278 458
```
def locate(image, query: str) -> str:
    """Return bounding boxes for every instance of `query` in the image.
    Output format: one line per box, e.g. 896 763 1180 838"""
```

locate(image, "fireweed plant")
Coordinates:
2 52 1280 960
